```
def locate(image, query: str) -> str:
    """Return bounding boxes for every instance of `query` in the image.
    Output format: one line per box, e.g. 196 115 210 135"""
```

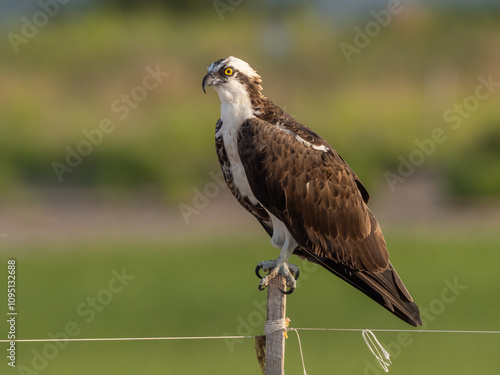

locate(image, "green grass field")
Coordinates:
2 230 499 374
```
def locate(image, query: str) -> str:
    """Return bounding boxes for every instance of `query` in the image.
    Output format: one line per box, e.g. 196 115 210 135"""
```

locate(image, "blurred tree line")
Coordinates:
1 2 499 203
104 0 212 12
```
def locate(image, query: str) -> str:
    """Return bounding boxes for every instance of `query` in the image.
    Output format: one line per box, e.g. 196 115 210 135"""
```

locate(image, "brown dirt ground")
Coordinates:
1 173 499 247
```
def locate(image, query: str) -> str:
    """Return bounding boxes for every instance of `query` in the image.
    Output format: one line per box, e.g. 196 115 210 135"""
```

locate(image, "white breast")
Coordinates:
215 77 259 205
214 72 264 204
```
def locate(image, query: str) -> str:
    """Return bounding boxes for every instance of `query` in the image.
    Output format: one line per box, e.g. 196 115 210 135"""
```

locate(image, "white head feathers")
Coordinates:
207 56 260 80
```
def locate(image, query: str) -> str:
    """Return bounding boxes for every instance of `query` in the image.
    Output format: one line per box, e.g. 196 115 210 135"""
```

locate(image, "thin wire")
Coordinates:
294 328 500 334
2 327 499 343
0 335 254 343
290 328 307 375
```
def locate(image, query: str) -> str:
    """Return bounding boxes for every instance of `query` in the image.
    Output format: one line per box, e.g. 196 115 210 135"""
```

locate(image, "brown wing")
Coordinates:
292 249 422 326
237 117 389 272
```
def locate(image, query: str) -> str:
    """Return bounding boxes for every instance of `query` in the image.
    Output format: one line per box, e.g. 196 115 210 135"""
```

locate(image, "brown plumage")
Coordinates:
207 56 421 327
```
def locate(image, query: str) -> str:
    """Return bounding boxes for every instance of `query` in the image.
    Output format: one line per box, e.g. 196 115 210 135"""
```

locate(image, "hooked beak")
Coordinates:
202 72 215 94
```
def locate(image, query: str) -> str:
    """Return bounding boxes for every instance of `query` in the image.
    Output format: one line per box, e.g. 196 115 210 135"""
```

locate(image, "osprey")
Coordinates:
202 56 422 327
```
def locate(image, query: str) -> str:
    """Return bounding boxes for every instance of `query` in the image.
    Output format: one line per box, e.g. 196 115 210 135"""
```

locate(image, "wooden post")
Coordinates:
265 274 287 375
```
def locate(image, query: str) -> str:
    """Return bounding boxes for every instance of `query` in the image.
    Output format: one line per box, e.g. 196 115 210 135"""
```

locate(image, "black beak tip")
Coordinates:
203 73 215 94
202 74 208 94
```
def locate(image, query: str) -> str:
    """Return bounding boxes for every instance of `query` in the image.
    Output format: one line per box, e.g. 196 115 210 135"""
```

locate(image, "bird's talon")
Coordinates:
255 260 299 293
258 275 269 291
280 286 295 295
255 264 264 279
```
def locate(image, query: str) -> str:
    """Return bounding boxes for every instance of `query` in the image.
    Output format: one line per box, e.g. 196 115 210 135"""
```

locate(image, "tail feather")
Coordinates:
298 251 422 326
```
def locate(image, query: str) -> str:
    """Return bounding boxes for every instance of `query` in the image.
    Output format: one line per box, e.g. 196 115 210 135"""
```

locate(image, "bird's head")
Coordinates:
202 56 263 103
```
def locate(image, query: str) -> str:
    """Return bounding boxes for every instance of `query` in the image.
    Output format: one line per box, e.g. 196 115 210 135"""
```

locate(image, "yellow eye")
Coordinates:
224 67 233 76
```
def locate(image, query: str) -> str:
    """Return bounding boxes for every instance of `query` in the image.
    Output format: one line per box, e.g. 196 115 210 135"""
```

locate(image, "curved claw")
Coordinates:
279 286 296 295
255 264 264 279
279 268 299 294
255 261 300 294
294 269 300 281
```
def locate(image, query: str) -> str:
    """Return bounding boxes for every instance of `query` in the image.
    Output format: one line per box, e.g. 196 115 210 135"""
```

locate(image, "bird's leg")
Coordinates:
255 236 300 294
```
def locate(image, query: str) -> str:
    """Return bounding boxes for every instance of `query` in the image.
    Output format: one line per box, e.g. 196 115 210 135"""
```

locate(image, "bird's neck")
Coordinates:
216 85 263 127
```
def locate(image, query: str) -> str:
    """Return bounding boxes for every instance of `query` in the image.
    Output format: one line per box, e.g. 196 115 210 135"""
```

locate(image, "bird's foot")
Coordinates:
255 259 300 294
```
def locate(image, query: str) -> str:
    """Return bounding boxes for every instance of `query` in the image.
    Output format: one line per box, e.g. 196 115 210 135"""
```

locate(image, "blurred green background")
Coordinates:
1 0 500 374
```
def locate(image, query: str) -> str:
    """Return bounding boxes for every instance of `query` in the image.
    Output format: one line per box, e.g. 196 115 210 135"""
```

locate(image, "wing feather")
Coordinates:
238 117 388 272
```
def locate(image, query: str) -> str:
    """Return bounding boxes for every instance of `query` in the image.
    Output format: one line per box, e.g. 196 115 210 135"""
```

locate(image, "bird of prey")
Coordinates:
202 56 421 326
